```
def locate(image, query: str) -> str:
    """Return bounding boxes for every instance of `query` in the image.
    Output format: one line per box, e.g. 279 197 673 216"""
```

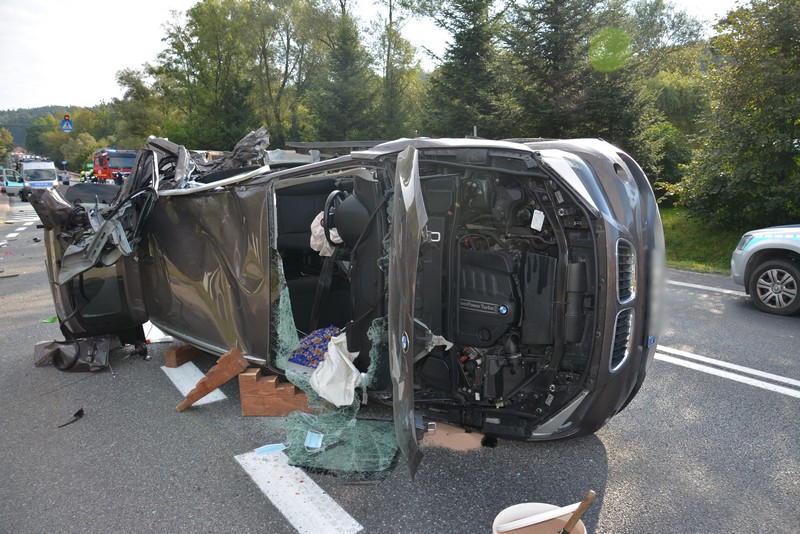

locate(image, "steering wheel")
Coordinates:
322 189 349 247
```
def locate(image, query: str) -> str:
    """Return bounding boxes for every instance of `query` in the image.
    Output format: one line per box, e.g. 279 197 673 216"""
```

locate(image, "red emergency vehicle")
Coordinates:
92 148 137 183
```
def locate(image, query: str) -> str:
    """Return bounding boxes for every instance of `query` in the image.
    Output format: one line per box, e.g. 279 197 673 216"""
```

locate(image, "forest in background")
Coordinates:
1 0 797 227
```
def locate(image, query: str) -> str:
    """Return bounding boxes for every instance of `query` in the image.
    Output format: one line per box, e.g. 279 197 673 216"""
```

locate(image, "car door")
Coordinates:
387 146 430 477
3 170 23 195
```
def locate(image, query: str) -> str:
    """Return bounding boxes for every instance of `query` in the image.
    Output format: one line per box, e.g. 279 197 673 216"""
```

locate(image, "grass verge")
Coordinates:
660 207 749 274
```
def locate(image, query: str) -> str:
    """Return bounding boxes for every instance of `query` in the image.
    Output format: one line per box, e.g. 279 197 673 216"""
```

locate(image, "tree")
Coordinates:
60 133 102 171
680 0 800 226
372 0 425 138
246 0 334 147
156 0 257 149
0 127 13 163
502 0 599 139
111 68 164 147
307 9 379 140
422 0 501 137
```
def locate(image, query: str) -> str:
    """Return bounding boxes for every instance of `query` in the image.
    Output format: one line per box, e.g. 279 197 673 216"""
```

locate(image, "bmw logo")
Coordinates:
401 332 409 353
499 305 509 315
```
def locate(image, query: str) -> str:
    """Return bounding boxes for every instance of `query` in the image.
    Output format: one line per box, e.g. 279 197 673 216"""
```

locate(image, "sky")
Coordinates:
0 0 743 111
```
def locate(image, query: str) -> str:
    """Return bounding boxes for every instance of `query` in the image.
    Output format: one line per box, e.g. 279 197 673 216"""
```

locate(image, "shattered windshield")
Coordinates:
271 251 398 478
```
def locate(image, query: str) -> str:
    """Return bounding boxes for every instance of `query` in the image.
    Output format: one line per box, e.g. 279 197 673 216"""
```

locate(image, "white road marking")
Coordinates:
657 345 800 388
24 222 34 226
667 280 746 297
655 353 800 399
235 451 363 533
14 227 25 231
160 362 227 405
5 232 19 238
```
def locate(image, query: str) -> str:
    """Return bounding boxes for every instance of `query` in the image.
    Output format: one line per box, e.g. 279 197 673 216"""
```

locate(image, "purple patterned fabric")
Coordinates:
288 326 340 368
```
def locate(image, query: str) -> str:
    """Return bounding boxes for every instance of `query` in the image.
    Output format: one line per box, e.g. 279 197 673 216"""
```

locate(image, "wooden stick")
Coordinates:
558 490 596 534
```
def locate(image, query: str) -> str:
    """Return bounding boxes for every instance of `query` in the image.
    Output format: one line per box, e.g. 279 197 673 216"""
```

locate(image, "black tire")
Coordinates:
747 259 800 315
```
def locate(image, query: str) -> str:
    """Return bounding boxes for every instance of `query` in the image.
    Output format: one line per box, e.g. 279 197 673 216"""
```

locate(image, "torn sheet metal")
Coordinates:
388 146 428 478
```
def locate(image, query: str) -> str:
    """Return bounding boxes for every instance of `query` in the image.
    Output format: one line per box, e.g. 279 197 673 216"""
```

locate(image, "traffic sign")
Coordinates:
60 115 73 132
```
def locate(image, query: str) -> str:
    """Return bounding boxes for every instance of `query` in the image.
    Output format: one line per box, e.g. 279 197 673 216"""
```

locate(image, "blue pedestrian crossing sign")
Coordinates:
60 114 73 132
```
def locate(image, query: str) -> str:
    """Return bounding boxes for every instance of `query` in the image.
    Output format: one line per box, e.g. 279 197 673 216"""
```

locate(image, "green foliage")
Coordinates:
422 0 501 138
374 0 426 138
60 133 103 171
157 0 258 149
646 66 708 135
660 207 749 273
111 69 164 147
0 106 63 147
680 0 800 227
246 0 334 147
0 127 13 162
307 12 380 140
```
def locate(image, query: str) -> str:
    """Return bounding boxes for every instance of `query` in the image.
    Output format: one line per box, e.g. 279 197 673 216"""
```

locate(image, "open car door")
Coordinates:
388 146 429 477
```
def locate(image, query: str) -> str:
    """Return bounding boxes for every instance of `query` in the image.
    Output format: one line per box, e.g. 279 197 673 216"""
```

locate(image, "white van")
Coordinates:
20 161 58 200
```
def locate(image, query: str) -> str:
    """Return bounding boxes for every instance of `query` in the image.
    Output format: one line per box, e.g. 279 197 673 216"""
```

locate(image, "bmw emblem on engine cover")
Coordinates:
401 332 409 353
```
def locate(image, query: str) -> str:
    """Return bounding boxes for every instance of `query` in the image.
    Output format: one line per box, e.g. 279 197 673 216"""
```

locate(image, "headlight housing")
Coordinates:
735 234 754 251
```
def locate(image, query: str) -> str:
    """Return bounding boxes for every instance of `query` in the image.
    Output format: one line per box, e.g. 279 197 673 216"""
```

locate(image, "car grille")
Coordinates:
617 239 636 303
610 308 634 371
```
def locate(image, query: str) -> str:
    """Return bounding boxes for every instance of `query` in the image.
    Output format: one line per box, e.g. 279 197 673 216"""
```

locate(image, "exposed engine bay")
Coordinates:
411 164 599 437
274 152 601 439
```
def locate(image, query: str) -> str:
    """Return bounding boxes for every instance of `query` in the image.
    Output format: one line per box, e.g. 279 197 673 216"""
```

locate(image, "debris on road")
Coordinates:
57 408 85 428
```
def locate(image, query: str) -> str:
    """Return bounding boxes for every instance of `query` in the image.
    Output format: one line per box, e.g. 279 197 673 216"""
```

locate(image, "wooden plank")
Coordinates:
164 344 202 368
239 368 310 417
176 347 249 412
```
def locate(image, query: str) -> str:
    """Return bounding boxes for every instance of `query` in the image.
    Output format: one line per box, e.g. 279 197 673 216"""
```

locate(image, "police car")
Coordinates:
731 225 800 315
19 160 58 201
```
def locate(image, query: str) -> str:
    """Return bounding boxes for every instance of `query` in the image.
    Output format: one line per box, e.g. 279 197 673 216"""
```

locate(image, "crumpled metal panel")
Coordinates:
139 184 274 361
388 146 428 478
33 337 115 372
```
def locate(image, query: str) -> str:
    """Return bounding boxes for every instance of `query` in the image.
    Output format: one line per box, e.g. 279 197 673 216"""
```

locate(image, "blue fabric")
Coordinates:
288 326 340 368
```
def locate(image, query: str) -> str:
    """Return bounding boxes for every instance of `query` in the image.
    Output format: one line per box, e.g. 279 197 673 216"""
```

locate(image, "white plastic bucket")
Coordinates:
492 502 587 534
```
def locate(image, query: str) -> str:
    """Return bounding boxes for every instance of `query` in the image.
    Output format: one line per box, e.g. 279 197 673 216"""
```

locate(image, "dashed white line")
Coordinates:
14 227 25 231
667 280 746 297
235 451 363 533
6 232 19 238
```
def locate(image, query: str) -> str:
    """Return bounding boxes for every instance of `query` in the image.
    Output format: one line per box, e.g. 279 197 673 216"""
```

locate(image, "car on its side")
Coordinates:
29 133 664 474
731 225 800 315
1 168 24 196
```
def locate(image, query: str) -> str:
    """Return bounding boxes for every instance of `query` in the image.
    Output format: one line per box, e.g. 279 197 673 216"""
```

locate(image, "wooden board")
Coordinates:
176 347 249 411
239 367 310 416
164 344 202 368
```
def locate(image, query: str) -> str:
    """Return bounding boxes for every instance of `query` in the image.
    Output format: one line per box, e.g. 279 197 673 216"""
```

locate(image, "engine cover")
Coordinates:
455 249 518 347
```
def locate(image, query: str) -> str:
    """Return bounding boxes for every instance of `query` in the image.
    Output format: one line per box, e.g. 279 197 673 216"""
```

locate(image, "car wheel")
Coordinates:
747 259 800 315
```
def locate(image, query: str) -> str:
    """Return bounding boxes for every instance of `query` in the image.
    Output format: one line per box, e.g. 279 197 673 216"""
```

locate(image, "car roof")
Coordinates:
351 137 539 159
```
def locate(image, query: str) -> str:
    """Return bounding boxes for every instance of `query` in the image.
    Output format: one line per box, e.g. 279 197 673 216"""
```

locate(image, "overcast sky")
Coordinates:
0 0 742 111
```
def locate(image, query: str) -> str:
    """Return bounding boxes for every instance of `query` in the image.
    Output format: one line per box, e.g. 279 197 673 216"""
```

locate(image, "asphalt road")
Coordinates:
1 196 798 533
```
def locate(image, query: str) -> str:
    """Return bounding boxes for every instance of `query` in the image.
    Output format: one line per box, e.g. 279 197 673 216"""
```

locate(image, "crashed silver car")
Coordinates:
31 131 664 472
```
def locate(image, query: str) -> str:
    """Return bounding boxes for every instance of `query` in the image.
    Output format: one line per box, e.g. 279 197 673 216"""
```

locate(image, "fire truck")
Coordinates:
92 148 137 183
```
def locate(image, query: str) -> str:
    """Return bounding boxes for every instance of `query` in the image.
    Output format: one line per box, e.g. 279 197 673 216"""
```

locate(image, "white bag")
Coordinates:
309 332 362 406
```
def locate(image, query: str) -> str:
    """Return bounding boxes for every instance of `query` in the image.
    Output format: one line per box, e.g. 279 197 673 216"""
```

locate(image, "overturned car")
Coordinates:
31 133 664 470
